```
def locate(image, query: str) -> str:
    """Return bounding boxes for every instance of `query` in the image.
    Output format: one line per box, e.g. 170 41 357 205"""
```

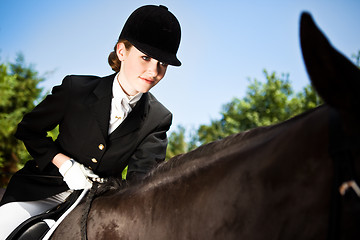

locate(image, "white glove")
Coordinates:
59 159 99 190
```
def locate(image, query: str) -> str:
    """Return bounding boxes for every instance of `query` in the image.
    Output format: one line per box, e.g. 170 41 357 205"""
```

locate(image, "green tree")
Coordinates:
0 54 44 186
196 70 322 145
166 125 188 160
352 50 360 67
166 70 323 157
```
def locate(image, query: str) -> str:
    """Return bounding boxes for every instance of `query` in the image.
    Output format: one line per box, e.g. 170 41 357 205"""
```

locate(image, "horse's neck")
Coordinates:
139 105 331 194
89 106 333 239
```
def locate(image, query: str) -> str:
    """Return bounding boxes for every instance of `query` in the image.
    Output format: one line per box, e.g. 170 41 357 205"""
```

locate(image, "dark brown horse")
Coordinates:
51 13 360 239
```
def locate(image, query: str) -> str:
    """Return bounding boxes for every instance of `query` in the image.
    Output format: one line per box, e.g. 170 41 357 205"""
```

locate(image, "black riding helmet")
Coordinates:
119 5 182 66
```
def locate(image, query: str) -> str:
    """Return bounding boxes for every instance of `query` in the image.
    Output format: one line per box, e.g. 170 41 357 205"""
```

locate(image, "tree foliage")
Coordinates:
167 70 323 158
197 70 322 145
166 125 188 160
0 54 44 186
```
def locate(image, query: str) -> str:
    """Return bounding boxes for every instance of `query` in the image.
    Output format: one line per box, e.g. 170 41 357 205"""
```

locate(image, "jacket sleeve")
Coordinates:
15 76 72 171
126 112 172 182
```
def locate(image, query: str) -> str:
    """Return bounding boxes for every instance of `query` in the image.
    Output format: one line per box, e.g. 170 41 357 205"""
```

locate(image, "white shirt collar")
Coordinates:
113 72 143 108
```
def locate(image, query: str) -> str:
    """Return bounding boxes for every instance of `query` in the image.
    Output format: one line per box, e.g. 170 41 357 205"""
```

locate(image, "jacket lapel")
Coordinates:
87 74 115 140
109 93 149 139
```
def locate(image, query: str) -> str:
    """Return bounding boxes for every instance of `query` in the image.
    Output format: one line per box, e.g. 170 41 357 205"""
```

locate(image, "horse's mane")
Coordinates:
140 105 325 189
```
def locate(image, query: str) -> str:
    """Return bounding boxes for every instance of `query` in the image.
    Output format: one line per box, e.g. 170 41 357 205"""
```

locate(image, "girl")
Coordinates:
0 5 181 238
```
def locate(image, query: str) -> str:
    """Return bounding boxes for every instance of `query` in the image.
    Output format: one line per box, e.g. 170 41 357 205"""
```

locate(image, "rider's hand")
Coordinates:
59 159 99 190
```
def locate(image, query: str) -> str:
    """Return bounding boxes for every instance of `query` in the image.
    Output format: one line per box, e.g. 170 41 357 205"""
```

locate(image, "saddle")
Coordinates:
6 190 82 240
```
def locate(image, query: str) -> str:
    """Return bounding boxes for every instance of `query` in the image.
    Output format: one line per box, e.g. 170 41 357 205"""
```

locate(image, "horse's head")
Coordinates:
300 12 360 135
301 14 360 237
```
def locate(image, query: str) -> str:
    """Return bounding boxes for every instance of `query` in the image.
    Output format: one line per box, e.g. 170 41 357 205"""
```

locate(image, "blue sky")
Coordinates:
1 0 359 133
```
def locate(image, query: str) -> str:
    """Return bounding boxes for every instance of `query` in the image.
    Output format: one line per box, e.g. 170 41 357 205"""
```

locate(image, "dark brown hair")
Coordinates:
108 40 132 72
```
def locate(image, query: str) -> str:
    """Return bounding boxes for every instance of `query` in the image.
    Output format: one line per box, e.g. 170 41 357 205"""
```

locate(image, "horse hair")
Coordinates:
144 106 322 185
80 178 127 240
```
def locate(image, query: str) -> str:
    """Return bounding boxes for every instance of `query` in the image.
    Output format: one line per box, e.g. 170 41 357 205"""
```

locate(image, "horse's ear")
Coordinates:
300 12 360 111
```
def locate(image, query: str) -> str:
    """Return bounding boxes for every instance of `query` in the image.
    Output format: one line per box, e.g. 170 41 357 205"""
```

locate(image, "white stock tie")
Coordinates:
108 97 132 134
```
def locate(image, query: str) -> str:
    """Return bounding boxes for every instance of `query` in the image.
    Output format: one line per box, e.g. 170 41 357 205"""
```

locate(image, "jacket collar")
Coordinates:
93 73 116 99
88 73 150 140
88 74 115 140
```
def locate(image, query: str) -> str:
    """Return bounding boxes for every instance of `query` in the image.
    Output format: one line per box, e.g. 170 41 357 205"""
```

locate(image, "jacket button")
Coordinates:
98 144 105 150
91 158 98 163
